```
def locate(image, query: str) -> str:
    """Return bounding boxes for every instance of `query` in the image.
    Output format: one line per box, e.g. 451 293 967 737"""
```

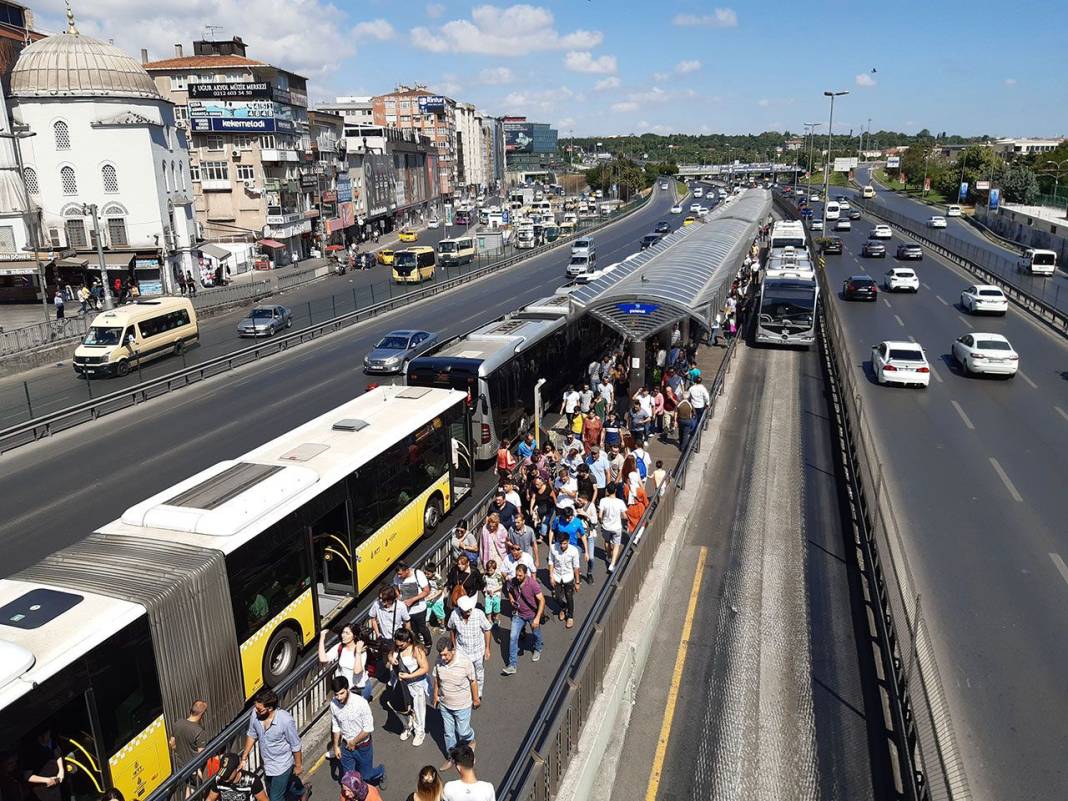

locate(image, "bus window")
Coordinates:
311 501 354 624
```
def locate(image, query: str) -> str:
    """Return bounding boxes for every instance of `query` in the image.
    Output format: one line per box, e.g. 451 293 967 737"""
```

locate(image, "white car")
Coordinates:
670 204 683 214
690 203 702 213
810 193 820 201
884 267 919 292
952 333 1018 377
960 284 1008 315
871 340 931 387
427 218 440 229
946 204 962 217
835 219 852 231
871 224 893 239
810 219 824 231
839 199 851 211
927 215 948 228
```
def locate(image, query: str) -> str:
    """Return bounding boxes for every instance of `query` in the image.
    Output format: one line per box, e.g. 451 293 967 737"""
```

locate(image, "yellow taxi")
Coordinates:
683 216 697 226
377 248 395 266
398 229 418 243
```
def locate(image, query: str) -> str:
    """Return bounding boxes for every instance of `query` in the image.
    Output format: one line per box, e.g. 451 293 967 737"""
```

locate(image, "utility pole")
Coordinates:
822 90 848 232
804 122 821 197
82 203 114 310
0 125 49 323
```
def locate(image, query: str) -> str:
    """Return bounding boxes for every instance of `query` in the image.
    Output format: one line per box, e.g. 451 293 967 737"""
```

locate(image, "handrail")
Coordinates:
0 193 656 454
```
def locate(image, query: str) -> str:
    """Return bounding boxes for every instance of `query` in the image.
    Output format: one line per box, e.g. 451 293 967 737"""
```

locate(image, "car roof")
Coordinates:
971 284 1002 291
848 274 875 280
970 332 1010 342
891 267 915 272
899 242 921 247
882 340 924 350
383 329 427 337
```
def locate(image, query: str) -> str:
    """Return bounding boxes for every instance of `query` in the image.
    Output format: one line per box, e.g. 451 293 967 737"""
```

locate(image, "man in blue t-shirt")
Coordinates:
517 431 537 460
584 446 609 492
551 506 589 581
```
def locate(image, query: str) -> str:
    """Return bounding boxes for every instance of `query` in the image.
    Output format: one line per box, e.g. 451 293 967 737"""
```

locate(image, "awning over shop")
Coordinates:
57 256 89 268
199 243 232 260
257 239 285 249
101 253 134 268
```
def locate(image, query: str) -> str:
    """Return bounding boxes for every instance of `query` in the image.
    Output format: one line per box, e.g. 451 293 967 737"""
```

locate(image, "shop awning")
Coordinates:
101 253 134 268
257 239 286 249
199 243 233 260
57 256 89 268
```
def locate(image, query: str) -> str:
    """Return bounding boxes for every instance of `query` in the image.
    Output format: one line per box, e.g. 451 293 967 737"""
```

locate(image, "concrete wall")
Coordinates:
975 203 1068 265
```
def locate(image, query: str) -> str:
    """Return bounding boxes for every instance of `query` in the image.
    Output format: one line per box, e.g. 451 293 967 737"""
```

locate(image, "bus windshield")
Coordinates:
439 241 457 253
394 252 418 269
760 286 816 322
83 326 124 346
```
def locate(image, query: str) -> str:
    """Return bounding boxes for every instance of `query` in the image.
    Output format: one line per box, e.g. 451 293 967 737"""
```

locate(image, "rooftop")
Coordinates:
142 54 265 70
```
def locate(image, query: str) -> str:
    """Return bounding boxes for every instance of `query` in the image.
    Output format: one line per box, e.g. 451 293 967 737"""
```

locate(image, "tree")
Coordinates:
995 163 1040 204
933 145 1004 202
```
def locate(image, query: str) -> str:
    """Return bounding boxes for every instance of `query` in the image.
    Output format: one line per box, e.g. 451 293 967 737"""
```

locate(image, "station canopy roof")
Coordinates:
569 189 771 339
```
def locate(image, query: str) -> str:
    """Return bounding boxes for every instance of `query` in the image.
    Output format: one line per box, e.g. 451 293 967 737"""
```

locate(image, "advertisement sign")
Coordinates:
191 117 278 133
336 176 352 203
445 204 454 226
886 156 901 169
321 190 337 203
988 188 1001 210
364 154 395 217
189 82 272 99
504 122 534 154
923 176 931 192
190 99 274 119
833 157 858 172
959 182 969 201
418 95 447 113
975 180 991 190
616 302 659 316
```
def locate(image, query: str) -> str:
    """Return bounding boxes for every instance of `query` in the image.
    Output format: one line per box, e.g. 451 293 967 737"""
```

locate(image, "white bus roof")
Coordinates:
101 385 465 552
0 579 144 708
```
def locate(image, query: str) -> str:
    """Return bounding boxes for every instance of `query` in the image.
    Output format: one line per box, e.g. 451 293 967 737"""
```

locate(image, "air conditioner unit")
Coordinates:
231 149 241 160
243 180 259 192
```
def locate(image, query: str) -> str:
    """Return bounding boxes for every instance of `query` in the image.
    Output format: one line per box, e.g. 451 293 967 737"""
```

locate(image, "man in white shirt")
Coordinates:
689 376 711 420
394 561 431 647
635 386 654 417
579 383 594 414
501 540 535 579
560 385 581 428
587 359 602 390
598 484 628 574
599 379 614 412
549 535 582 628
330 676 384 786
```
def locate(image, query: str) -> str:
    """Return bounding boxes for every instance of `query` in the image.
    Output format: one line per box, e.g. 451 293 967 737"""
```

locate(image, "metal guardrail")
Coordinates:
0 315 91 357
0 195 653 454
776 191 970 801
851 196 1068 335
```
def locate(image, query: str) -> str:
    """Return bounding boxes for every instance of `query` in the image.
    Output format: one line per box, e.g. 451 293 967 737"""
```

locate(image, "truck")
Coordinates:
509 187 535 208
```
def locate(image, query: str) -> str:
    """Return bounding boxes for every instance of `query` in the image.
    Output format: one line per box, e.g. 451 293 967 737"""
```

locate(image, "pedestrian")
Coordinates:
169 700 208 794
24 728 64 801
626 400 651 446
329 677 385 789
507 511 539 567
446 554 483 609
676 392 695 450
240 689 302 801
598 482 628 573
489 491 518 531
516 431 536 461
442 745 494 801
186 272 197 297
501 563 545 675
482 559 504 625
652 460 667 491
574 496 598 583
579 383 594 416
601 413 622 451
549 533 581 628
661 382 677 441
406 766 444 801
178 271 187 295
204 753 268 801
77 285 91 315
711 312 722 346
452 522 480 566
559 384 580 428
395 561 433 648
495 441 516 480
432 638 479 768
340 771 382 801
526 475 555 544
501 540 535 581
581 409 603 452
53 290 64 320
479 512 509 569
318 625 369 700
392 629 430 746
447 594 493 699
689 376 711 424
369 585 412 645
652 386 665 434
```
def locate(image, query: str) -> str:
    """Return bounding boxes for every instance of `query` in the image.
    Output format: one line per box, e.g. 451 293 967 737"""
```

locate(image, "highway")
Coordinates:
814 197 1068 800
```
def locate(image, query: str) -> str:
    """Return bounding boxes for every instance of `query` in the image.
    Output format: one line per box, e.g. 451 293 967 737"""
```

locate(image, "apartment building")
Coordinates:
372 84 457 197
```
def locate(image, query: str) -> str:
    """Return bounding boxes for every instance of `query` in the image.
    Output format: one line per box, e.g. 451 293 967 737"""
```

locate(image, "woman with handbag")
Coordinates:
446 554 483 613
392 629 431 747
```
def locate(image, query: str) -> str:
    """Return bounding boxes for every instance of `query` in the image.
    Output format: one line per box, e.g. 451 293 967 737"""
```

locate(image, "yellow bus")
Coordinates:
0 386 469 801
392 247 436 283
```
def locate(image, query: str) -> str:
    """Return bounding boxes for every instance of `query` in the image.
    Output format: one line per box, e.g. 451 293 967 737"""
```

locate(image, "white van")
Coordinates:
566 253 597 278
73 297 198 378
824 201 841 221
1019 248 1057 276
571 237 595 259
438 236 476 265
862 185 876 198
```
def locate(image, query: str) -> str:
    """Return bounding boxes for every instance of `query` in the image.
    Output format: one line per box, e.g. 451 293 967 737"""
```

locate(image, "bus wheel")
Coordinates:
116 359 130 377
262 626 300 687
423 495 444 533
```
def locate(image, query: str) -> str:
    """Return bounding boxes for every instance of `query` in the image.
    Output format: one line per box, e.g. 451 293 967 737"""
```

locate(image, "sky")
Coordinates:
36 0 1068 139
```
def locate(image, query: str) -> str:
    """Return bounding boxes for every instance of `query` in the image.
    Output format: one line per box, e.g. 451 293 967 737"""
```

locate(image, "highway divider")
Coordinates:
0 190 658 454
777 192 971 801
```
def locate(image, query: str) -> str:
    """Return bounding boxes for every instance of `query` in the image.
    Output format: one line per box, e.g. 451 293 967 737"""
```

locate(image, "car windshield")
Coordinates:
976 340 1012 351
376 335 411 350
851 279 875 287
83 326 123 346
889 349 924 362
570 256 588 265
978 289 1004 297
575 240 590 248
250 308 275 319
439 241 457 253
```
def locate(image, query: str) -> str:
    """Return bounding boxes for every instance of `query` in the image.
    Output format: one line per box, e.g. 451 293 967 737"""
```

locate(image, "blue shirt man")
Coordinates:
517 433 537 460
552 509 587 548
242 690 302 801
584 448 609 490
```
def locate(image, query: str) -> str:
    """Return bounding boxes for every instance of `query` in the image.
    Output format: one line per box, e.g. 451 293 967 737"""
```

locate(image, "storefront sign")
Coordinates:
189 82 272 99
321 190 337 203
267 213 303 225
337 176 353 202
134 258 160 269
300 174 319 189
265 220 312 239
191 117 278 133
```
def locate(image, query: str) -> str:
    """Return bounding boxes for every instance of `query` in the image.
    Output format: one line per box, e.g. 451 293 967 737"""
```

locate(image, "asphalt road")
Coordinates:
817 198 1068 800
0 183 682 575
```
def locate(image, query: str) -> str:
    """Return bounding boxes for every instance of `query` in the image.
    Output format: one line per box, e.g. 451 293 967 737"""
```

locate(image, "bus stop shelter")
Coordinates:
569 189 771 391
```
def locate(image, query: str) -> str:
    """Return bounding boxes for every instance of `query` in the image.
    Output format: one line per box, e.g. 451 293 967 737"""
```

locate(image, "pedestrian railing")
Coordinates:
0 314 91 358
776 191 971 801
0 194 654 454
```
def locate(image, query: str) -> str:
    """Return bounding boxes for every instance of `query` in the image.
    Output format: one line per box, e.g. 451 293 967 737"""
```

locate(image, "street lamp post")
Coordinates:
0 124 50 324
1043 159 1068 214
803 122 821 197
821 90 848 232
82 203 114 310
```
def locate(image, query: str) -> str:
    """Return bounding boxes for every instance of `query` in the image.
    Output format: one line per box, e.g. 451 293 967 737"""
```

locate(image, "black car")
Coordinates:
820 237 843 255
654 221 671 234
862 240 886 258
896 243 924 260
848 209 862 220
843 275 879 301
353 252 376 270
640 233 662 249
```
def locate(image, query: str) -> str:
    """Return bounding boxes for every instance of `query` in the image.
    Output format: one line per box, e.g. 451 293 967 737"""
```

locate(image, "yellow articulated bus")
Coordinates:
392 246 436 283
0 386 469 801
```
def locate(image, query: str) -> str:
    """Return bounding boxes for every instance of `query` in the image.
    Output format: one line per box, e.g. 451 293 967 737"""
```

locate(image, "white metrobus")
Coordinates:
0 386 470 801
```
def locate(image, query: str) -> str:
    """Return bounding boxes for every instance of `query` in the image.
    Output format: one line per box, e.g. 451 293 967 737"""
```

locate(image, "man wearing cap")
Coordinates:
329 677 385 790
447 594 493 696
432 637 480 768
205 753 269 801
501 563 545 675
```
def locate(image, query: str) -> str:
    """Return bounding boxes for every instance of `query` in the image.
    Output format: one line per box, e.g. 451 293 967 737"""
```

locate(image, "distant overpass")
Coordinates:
677 163 803 179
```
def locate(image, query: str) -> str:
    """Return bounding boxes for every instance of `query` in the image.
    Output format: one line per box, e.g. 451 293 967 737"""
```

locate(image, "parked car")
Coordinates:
237 305 292 337
871 340 931 387
654 221 671 234
927 215 947 228
819 237 843 255
843 275 879 301
363 329 438 373
952 333 1018 377
862 240 886 258
960 284 1008 315
871 224 893 239
884 267 919 292
896 243 924 260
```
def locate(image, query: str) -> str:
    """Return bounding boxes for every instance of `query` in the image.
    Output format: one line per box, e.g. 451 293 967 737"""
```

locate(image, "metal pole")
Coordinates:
822 90 848 232
2 128 49 324
83 203 114 309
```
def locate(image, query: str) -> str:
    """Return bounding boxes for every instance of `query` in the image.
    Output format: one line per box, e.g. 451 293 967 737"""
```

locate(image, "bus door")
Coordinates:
310 498 356 626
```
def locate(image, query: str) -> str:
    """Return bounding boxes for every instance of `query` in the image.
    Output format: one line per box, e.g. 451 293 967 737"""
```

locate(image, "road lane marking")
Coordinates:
989 457 1023 502
1016 369 1037 389
936 294 948 306
922 282 931 290
951 400 975 430
883 297 892 308
957 314 973 328
894 314 905 327
1056 406 1068 423
1051 554 1068 588
930 366 944 383
644 546 708 801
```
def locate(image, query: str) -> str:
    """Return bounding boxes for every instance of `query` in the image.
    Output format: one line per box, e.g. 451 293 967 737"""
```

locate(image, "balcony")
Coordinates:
260 148 301 163
200 179 232 192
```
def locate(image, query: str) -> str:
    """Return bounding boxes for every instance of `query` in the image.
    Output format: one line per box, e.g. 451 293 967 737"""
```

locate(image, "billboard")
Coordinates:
189 97 292 134
190 117 278 133
504 123 534 154
418 95 447 113
959 182 969 201
337 175 352 203
975 180 991 190
189 99 274 120
833 157 858 172
988 188 1001 210
189 82 272 99
363 155 395 218
886 155 901 169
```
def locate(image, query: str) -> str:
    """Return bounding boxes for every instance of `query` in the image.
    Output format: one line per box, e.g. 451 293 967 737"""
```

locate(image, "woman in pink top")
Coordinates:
480 511 509 566
652 388 665 435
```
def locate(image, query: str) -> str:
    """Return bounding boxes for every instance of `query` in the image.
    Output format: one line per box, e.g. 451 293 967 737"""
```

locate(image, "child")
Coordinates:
424 564 446 628
483 559 505 624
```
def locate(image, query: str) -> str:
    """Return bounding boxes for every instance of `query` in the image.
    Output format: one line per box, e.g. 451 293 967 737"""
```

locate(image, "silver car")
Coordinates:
363 329 438 374
237 305 292 337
